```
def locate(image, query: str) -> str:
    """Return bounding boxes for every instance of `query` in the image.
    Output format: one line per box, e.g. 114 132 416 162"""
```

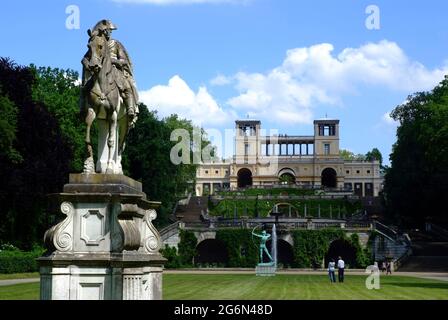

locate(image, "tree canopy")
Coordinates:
383 76 448 226
339 148 382 164
0 58 72 248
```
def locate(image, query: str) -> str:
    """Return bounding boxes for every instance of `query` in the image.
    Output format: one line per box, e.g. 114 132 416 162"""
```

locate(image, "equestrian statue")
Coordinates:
80 19 139 174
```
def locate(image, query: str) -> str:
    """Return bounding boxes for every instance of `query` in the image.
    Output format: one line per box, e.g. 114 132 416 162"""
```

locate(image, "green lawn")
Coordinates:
0 282 40 300
0 274 447 300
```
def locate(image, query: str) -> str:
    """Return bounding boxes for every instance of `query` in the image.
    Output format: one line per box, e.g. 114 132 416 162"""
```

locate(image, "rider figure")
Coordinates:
81 20 139 127
252 230 273 264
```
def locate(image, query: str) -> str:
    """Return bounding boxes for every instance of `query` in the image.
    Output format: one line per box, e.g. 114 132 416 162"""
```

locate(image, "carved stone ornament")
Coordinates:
143 209 162 253
44 202 74 252
118 203 142 251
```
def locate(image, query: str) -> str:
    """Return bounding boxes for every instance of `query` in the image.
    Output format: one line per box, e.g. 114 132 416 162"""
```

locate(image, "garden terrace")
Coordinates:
208 190 362 219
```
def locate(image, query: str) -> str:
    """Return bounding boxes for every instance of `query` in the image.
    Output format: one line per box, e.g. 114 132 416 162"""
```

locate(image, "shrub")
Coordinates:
209 196 362 219
349 233 372 268
160 245 181 269
0 245 45 274
292 229 345 268
216 229 258 267
178 230 197 267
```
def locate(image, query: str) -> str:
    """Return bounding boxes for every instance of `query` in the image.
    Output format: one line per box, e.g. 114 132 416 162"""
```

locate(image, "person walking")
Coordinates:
337 256 345 283
381 261 387 273
328 259 336 283
386 261 392 275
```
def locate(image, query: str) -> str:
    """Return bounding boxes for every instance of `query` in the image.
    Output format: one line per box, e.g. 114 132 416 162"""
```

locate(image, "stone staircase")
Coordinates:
174 196 208 223
399 228 448 272
372 221 412 266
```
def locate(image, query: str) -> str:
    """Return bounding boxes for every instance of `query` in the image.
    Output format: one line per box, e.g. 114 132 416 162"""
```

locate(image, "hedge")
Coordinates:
0 248 45 274
292 229 345 268
291 230 373 269
217 188 316 197
215 229 258 267
209 197 361 218
160 245 182 269
161 230 198 269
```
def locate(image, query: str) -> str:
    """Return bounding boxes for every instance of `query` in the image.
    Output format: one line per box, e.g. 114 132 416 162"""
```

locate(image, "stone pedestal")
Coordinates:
255 264 276 277
38 174 165 300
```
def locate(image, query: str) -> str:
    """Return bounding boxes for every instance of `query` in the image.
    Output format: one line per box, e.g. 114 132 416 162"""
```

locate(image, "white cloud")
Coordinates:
382 112 398 126
139 75 232 126
111 0 250 5
210 74 233 86
223 40 448 124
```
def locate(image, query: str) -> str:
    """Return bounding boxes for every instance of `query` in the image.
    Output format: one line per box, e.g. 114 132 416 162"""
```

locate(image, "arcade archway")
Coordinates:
324 239 357 268
279 173 296 185
195 239 229 266
321 168 337 188
266 239 295 267
237 168 253 188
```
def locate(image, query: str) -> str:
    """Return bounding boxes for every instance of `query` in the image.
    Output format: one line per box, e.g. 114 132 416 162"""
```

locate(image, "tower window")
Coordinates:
319 124 336 136
240 126 249 136
250 126 256 136
324 144 330 155
245 143 250 156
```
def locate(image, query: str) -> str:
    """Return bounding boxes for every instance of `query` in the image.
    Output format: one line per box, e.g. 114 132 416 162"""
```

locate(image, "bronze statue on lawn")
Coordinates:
252 229 274 265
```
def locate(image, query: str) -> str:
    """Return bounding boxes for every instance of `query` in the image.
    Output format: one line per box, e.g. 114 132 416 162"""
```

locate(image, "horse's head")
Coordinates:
87 29 108 73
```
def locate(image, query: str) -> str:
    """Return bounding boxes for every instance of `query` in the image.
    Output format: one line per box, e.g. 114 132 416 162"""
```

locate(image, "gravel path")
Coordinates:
0 278 40 287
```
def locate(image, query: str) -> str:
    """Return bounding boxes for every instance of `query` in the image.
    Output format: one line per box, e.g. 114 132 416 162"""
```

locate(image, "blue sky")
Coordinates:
2 0 448 163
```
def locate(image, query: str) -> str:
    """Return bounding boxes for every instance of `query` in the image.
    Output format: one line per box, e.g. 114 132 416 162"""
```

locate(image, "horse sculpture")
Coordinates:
81 20 138 175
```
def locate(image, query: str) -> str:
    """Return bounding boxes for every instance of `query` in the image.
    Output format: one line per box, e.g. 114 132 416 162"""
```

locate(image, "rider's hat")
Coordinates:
93 20 118 32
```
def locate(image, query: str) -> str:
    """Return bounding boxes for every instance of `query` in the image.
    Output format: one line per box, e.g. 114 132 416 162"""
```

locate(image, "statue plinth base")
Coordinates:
255 263 276 277
38 174 165 300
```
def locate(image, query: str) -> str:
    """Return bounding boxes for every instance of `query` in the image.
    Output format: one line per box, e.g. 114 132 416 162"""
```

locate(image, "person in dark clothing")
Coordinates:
337 256 345 283
386 261 392 275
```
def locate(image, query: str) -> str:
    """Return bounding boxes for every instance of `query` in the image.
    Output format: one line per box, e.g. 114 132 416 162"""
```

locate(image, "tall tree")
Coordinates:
0 59 72 248
365 148 383 166
339 149 366 161
30 66 85 172
0 93 21 163
384 76 448 226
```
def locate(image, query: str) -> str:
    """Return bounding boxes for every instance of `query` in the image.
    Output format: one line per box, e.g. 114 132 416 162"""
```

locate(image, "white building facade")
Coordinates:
195 119 383 197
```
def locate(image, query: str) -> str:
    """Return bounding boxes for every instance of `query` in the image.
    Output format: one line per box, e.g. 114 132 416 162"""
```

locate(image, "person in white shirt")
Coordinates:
328 259 336 283
337 256 345 283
